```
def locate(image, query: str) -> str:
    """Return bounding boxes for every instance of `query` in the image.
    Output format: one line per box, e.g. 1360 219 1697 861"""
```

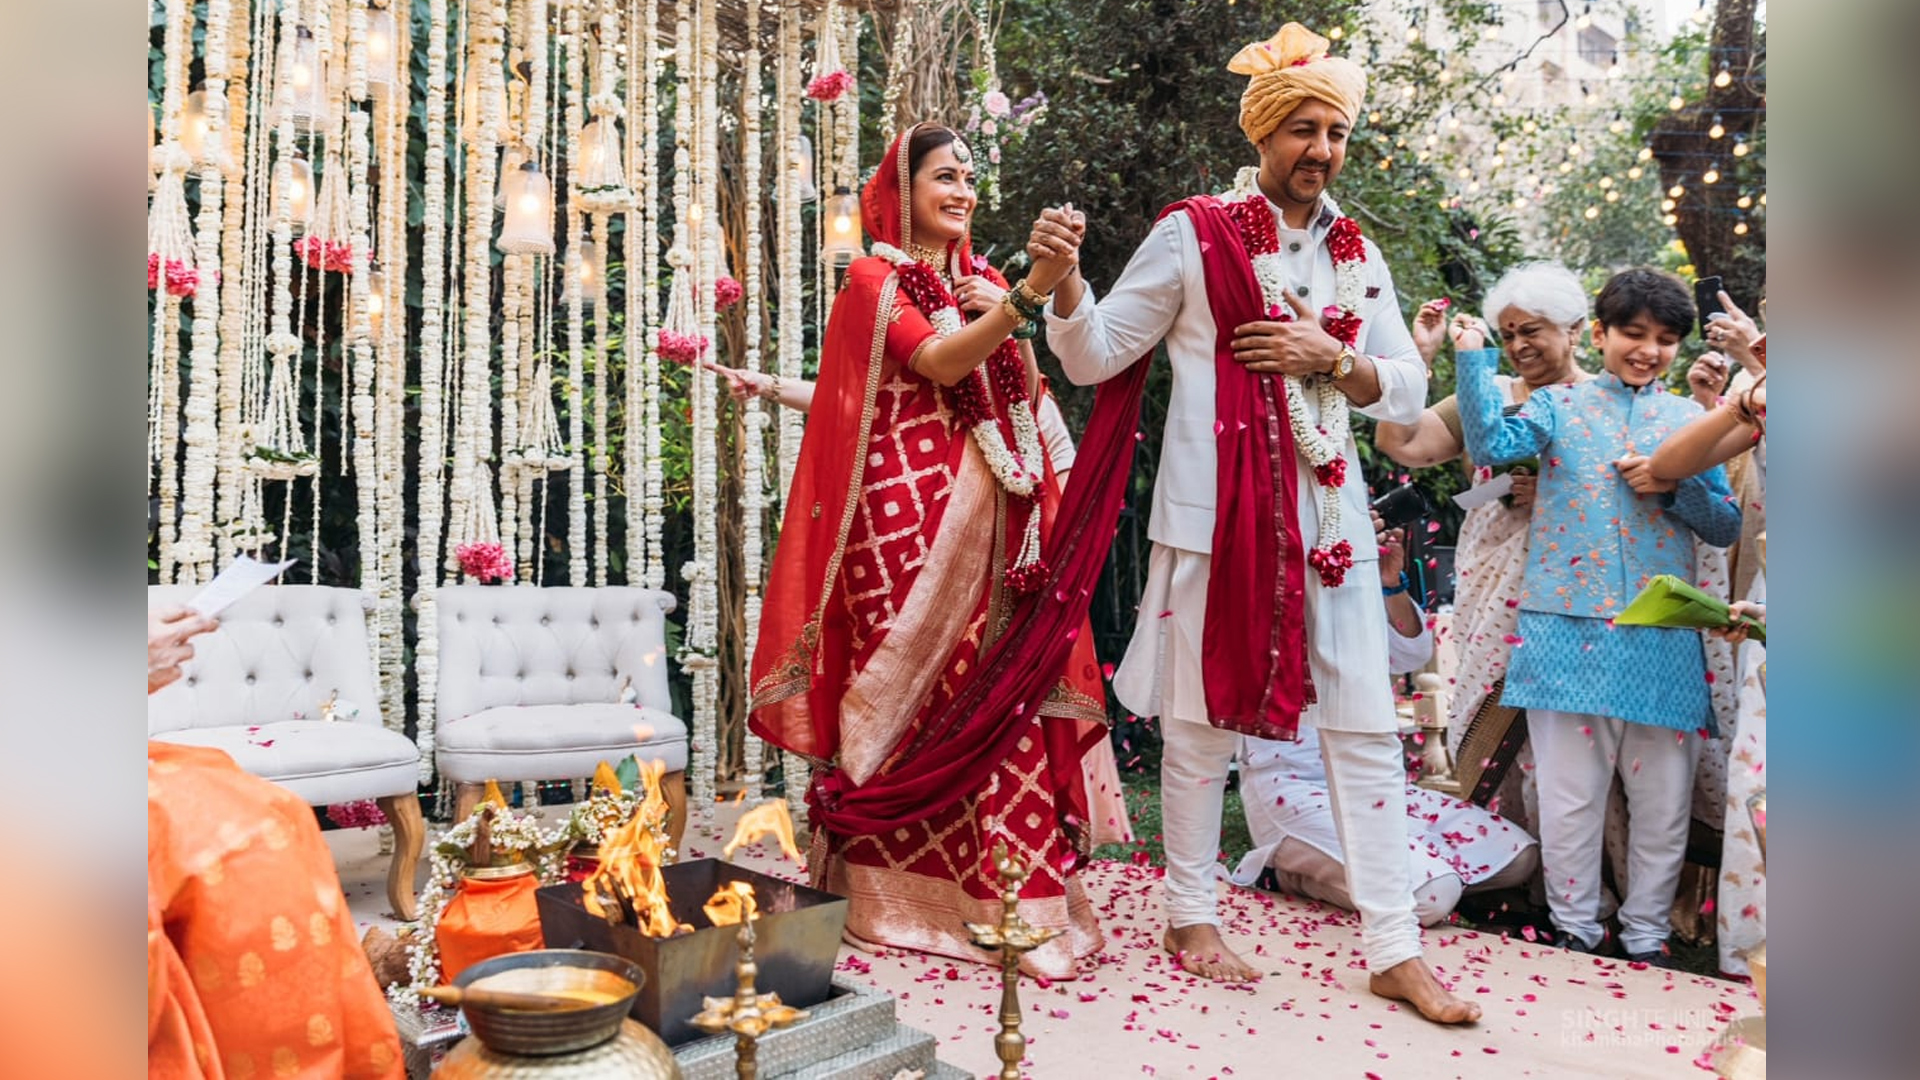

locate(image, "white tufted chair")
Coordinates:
433 586 689 852
147 584 426 919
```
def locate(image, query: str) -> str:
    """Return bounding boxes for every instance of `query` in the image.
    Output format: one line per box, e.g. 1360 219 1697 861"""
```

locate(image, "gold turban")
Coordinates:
1229 23 1367 145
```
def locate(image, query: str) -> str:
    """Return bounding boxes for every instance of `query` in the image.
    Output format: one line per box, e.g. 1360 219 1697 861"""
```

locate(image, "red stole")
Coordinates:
1182 196 1313 740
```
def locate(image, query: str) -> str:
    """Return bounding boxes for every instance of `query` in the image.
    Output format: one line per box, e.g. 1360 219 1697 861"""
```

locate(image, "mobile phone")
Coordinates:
1693 275 1726 338
1370 483 1431 530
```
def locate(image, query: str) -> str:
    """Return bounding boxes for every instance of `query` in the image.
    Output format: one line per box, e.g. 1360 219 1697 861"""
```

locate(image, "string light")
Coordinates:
1608 112 1627 135
1668 183 1685 198
1576 3 1593 31
1406 24 1421 43
1583 205 1599 220
1714 63 1733 89
1736 194 1753 209
1605 189 1621 203
1627 166 1643 180
1708 114 1725 139
1638 147 1654 161
1661 198 1676 212
1662 213 1678 226
1733 140 1750 157
1598 176 1614 189
1668 89 1685 111
1733 217 1749 236
1703 163 1721 184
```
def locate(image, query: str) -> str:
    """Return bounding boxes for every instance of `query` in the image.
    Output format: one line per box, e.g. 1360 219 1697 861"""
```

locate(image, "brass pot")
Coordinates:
433 1019 682 1079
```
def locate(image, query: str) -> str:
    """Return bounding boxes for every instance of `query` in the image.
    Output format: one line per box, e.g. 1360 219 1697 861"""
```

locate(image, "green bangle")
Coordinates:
1381 572 1410 597
1011 319 1040 340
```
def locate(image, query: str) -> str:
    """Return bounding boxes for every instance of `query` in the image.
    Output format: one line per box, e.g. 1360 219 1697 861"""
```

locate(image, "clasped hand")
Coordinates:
1231 289 1340 377
1025 205 1086 293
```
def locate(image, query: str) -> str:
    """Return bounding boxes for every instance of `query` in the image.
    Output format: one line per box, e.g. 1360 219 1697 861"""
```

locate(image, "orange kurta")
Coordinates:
148 742 402 1079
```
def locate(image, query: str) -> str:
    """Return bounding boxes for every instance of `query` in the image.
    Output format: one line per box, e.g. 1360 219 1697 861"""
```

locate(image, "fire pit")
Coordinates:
537 859 848 1046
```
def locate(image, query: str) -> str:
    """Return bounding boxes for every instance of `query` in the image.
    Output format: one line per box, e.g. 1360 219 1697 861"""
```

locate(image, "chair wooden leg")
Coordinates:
662 770 689 860
452 782 484 824
377 793 425 922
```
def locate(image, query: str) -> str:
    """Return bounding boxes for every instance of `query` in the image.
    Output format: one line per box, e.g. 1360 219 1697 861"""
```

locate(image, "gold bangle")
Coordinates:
758 373 782 402
1000 293 1035 331
1012 277 1051 311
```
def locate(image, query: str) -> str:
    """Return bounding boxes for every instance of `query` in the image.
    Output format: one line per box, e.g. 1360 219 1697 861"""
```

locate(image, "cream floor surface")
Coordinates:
334 799 1758 1079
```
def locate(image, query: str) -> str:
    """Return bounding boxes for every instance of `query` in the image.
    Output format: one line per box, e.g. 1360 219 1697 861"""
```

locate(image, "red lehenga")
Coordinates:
749 127 1110 978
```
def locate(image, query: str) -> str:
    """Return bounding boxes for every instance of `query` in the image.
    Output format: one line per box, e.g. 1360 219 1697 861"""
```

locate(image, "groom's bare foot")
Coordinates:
1163 924 1261 983
1369 956 1481 1024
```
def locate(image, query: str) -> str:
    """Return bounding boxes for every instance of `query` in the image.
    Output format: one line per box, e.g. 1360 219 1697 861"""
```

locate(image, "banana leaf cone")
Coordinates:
1613 574 1766 644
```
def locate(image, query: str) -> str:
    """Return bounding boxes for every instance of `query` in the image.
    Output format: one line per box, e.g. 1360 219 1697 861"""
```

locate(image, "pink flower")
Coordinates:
805 70 853 102
713 275 744 310
326 799 389 829
456 541 514 584
657 329 710 366
983 90 1012 117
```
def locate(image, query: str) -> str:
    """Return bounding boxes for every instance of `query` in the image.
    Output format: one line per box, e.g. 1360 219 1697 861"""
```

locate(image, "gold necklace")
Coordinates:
905 239 947 271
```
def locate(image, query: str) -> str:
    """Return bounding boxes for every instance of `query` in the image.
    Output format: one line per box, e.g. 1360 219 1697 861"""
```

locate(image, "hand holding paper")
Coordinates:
187 555 298 617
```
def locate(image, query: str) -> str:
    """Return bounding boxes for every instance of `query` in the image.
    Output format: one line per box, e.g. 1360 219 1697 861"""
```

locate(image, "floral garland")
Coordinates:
738 0 768 798
1223 194 1367 587
562 0 589 589
872 240 1049 594
413 0 451 785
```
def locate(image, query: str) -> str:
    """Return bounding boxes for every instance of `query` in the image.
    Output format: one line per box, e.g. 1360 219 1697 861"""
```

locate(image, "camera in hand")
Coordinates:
1371 483 1431 530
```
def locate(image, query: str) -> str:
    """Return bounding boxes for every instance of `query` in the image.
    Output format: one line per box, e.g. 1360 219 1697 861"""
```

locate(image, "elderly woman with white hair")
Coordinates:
1377 261 1592 838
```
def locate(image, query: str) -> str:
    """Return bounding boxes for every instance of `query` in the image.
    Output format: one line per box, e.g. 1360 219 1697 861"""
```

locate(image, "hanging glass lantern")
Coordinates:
288 27 328 130
181 89 213 164
495 145 527 209
577 235 600 304
367 263 388 335
793 133 818 203
366 3 398 92
821 186 863 268
579 119 608 179
497 160 556 254
281 150 315 234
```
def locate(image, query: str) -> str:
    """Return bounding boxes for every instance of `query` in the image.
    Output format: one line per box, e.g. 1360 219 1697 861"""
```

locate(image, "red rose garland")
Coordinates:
883 248 1050 594
1223 195 1368 587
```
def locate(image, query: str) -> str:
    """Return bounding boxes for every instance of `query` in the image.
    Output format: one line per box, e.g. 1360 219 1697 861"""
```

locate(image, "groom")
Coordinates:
1031 24 1476 1023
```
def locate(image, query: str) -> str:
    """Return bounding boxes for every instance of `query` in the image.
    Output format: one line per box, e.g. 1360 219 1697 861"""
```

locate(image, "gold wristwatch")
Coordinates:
1333 344 1358 379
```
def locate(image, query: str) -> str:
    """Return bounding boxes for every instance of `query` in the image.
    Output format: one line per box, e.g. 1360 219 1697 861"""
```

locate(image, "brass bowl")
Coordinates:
454 949 645 1056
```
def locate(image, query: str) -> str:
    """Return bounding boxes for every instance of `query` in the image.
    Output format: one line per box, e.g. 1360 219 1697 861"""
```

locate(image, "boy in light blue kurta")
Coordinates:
1455 268 1740 964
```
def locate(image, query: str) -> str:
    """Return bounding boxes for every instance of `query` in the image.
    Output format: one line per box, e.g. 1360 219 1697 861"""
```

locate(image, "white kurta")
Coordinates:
1046 194 1428 736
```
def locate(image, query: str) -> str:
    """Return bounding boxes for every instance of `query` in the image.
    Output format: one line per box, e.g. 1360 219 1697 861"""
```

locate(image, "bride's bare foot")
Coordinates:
1163 924 1261 983
1369 956 1481 1024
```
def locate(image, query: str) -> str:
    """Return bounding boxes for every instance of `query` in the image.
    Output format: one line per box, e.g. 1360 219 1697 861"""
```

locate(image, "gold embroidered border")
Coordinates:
825 856 1105 980
749 275 899 722
1038 679 1109 725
